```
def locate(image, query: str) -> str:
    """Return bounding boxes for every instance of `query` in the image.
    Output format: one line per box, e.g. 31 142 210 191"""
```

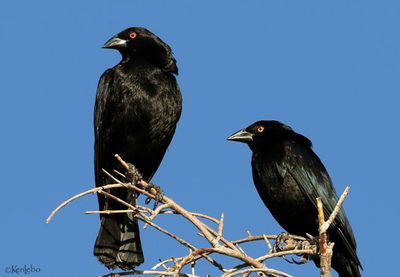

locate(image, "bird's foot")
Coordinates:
145 183 164 210
289 234 318 264
293 234 318 264
124 163 163 209
275 232 299 264
275 232 315 265
274 232 292 252
126 163 143 185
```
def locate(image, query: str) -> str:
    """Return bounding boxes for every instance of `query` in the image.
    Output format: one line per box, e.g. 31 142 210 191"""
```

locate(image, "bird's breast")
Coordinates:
252 155 317 234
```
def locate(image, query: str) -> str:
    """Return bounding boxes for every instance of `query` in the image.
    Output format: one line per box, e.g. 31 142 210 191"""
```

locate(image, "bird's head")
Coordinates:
103 27 178 74
227 120 311 149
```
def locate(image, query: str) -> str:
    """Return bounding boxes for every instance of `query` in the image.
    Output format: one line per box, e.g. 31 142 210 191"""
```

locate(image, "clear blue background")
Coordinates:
1 1 398 276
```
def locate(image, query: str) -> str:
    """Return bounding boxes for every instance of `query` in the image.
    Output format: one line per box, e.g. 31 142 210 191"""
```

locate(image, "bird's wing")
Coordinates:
275 145 360 265
94 69 114 208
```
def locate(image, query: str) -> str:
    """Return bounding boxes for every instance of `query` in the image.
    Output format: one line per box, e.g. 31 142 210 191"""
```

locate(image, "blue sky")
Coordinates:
1 1 398 276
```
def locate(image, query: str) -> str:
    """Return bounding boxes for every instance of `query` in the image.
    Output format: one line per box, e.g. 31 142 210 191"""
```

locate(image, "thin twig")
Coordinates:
113 169 126 179
216 213 224 242
152 257 184 270
102 168 127 187
191 212 220 224
85 209 136 215
203 223 238 250
232 234 306 245
257 249 316 263
223 267 293 277
99 190 136 210
178 248 214 272
229 248 315 274
100 270 199 277
144 203 169 228
321 186 350 233
263 234 273 253
133 208 221 224
46 183 122 224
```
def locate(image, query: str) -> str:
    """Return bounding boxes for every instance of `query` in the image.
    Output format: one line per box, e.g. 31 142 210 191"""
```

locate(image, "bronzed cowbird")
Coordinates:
228 120 362 277
93 27 182 270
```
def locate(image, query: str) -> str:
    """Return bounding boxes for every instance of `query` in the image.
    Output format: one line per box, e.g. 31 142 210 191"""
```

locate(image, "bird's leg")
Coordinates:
124 163 164 209
125 163 143 185
145 183 164 210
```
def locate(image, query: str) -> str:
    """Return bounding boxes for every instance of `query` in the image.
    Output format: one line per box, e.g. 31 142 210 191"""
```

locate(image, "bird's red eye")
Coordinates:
129 32 137 39
257 126 265 133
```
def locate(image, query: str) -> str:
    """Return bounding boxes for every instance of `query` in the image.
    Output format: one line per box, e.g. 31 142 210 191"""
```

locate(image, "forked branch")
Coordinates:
317 186 350 277
46 155 351 277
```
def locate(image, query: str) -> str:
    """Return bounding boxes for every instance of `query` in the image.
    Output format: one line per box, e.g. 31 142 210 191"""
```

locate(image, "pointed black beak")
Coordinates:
102 36 128 49
227 129 254 143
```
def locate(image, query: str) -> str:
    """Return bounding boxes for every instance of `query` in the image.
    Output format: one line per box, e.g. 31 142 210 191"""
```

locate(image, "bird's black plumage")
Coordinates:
228 120 362 277
94 27 182 270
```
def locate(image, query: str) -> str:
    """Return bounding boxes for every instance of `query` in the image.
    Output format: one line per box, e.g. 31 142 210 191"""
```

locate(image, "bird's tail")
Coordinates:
94 213 144 270
332 252 362 277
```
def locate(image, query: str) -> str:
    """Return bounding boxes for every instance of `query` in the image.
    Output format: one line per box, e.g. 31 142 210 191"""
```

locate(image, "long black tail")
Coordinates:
94 212 144 270
332 252 362 277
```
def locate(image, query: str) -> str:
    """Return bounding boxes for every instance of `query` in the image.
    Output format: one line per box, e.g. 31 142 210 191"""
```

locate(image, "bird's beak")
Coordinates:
227 129 254 143
102 36 128 49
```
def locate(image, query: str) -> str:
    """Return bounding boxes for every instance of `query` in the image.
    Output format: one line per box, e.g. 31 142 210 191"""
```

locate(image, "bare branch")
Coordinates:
232 234 306 245
45 183 122 224
257 249 315 263
114 154 130 171
100 270 199 277
317 186 350 277
102 168 126 186
203 223 238 250
217 213 224 240
151 257 184 270
85 209 135 215
47 155 353 277
263 234 273 253
190 212 220 224
144 203 169 228
223 267 293 277
99 190 136 210
321 186 350 233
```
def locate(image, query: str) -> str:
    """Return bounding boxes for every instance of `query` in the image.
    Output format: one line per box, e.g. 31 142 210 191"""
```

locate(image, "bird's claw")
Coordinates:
281 255 308 265
290 256 309 265
274 232 291 252
145 183 164 210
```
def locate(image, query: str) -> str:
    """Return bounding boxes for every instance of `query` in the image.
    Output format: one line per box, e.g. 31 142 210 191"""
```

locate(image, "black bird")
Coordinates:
94 27 182 270
228 120 362 277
